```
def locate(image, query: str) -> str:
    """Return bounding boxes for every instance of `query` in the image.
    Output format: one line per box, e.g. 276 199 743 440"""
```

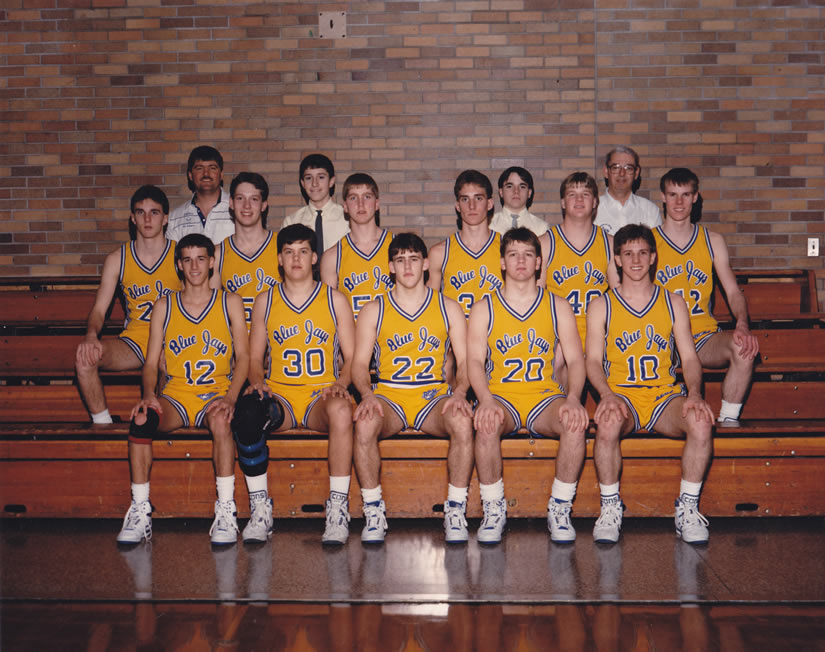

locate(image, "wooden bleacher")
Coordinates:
1 271 823 520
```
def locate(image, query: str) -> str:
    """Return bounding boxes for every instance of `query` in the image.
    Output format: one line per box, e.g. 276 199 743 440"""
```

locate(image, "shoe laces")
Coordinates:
550 500 572 523
213 501 238 533
679 499 709 528
364 503 386 530
481 499 504 524
249 499 271 526
445 502 467 529
596 500 623 527
327 498 350 526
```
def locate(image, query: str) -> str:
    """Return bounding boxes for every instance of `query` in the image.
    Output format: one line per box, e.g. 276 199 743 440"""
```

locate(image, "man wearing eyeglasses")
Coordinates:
594 146 661 236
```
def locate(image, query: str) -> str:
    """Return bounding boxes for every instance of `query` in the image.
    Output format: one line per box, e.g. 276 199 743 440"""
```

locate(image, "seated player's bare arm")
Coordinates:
536 231 551 289
551 294 589 433
584 296 629 427
246 291 271 395
426 240 446 291
467 298 507 435
204 292 249 422
351 299 385 422
605 235 620 289
319 246 339 289
208 243 224 290
438 297 474 420
320 288 355 400
707 231 758 360
131 295 169 424
77 247 124 367
668 291 714 424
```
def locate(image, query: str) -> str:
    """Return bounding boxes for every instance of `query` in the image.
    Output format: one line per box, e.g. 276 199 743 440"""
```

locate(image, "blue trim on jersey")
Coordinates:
119 334 145 364
525 393 565 435
646 384 687 432
267 390 298 429
386 288 432 322
663 290 678 380
176 289 218 324
454 230 497 260
701 226 715 261
655 224 699 255
278 281 322 314
227 232 274 263
344 229 390 261
545 229 556 270
162 393 190 427
554 224 597 256
494 287 544 322
599 226 612 262
130 240 173 275
326 285 341 379
611 285 661 319
602 292 613 380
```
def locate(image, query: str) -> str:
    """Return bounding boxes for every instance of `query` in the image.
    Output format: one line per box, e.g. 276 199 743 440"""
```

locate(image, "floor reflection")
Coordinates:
3 602 825 651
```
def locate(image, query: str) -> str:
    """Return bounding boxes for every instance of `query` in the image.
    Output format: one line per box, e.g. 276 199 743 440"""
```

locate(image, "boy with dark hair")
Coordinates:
352 233 474 544
320 172 394 319
76 185 182 425
118 233 249 545
468 227 588 544
428 170 504 317
167 145 233 244
490 166 549 236
211 172 279 328
653 168 759 427
236 223 357 544
586 224 714 545
282 153 348 255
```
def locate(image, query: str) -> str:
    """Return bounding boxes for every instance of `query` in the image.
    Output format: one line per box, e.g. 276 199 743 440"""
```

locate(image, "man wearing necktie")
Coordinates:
282 153 349 265
490 166 550 238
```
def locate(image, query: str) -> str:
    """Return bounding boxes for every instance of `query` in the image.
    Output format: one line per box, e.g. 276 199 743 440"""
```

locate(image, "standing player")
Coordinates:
468 228 589 544
543 172 618 347
282 153 349 256
76 185 182 425
235 224 356 544
352 233 474 543
117 234 249 545
490 166 549 236
167 146 233 244
320 172 393 319
585 225 715 544
428 170 504 317
653 168 759 426
211 172 279 328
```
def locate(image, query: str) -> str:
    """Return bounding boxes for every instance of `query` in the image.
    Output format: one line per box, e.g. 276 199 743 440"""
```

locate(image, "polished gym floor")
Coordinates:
2 516 824 650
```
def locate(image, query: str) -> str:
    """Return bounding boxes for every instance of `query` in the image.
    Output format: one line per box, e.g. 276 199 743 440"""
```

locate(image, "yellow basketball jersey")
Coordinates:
440 231 504 317
264 282 340 387
219 232 279 327
484 288 562 395
163 290 233 395
653 225 717 334
374 289 451 388
119 240 182 331
603 286 677 390
545 224 611 343
336 229 394 318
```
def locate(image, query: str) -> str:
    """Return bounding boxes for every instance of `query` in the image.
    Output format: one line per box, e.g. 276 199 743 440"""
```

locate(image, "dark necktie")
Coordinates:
511 213 519 230
314 209 324 254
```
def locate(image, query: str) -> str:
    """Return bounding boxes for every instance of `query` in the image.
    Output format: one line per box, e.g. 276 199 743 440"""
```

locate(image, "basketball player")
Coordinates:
543 172 619 347
117 234 249 545
585 225 715 544
236 224 356 544
320 172 393 319
468 228 589 544
76 185 182 425
352 233 474 543
653 168 759 427
211 172 279 328
428 170 504 317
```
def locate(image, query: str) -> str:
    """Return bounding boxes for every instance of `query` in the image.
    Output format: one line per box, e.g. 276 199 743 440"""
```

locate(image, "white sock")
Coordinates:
361 485 382 505
216 475 235 504
131 482 149 504
329 475 350 497
479 478 504 503
551 478 577 503
447 484 468 505
92 409 113 425
718 400 742 421
680 479 703 498
245 473 268 495
599 482 620 500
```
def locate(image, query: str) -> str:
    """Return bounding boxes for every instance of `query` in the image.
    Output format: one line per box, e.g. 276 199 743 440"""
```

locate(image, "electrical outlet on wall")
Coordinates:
808 238 819 257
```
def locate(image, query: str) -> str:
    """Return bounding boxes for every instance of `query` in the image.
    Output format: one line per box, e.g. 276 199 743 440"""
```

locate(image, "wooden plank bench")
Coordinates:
1 272 823 520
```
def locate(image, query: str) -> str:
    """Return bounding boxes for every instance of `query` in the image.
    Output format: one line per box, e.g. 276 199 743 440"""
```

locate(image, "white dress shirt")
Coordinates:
594 191 661 236
282 200 349 253
490 208 550 236
167 189 234 244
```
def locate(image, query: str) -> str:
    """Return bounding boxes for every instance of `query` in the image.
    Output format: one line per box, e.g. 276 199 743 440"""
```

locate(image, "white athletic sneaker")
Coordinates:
716 416 741 428
117 500 152 544
443 500 468 543
242 496 273 543
593 495 624 544
547 498 576 543
322 494 351 545
675 494 709 544
477 497 507 544
210 499 239 545
361 500 387 543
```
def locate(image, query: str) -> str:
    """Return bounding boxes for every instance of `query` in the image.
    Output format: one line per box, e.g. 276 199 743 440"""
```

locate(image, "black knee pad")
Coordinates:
231 392 284 477
128 408 159 445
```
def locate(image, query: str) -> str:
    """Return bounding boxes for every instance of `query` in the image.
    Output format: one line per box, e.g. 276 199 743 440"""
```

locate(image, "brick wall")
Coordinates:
1 0 823 305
